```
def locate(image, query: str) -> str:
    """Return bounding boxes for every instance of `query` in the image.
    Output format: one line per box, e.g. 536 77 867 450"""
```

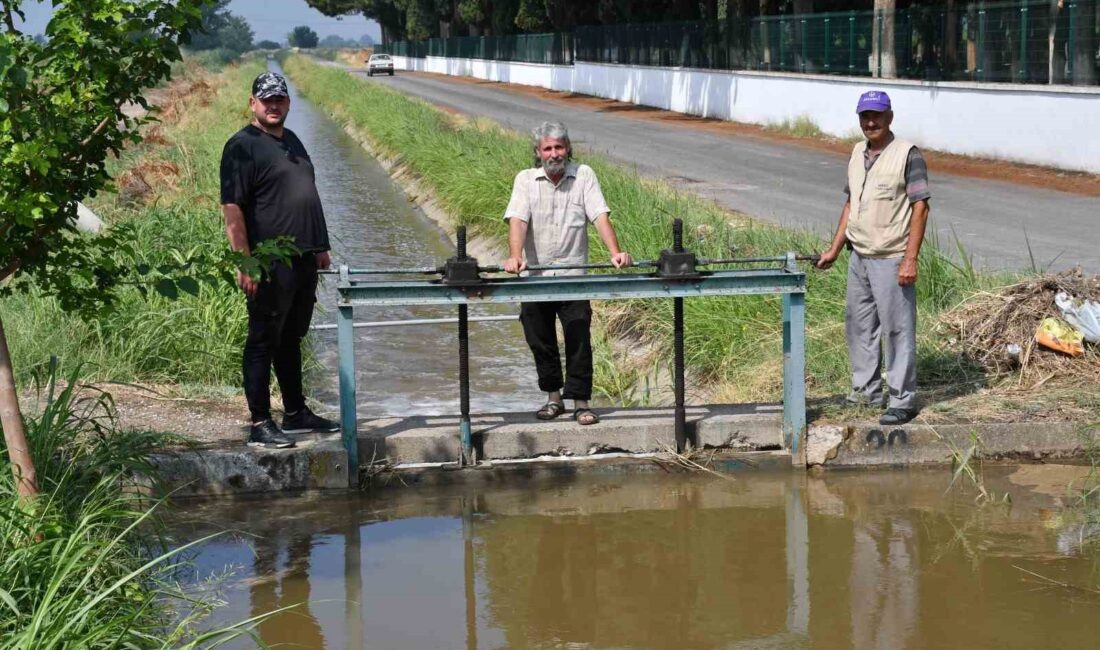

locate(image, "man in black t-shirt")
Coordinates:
220 72 339 448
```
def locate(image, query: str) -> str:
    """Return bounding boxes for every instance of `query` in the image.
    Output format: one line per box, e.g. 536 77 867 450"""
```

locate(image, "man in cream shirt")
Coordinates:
503 121 632 426
817 91 931 426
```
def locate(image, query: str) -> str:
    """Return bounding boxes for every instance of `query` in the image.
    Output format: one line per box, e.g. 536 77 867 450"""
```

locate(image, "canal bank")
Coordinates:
152 410 1094 496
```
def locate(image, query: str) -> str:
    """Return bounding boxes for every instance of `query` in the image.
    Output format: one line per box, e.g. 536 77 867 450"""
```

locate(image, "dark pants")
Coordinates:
519 300 593 401
243 255 318 422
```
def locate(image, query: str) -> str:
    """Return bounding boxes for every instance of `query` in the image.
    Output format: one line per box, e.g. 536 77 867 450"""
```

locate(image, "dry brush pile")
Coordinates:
939 269 1100 384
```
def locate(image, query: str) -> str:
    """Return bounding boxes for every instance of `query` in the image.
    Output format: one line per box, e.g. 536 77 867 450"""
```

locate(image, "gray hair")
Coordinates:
531 121 572 167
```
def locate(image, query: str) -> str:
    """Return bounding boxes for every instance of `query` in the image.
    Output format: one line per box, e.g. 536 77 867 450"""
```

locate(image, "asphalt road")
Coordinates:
355 69 1099 273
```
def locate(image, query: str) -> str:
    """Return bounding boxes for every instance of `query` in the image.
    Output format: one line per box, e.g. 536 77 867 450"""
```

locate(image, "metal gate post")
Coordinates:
458 303 473 465
782 258 807 467
671 220 688 452
455 227 475 465
674 297 687 451
337 300 359 483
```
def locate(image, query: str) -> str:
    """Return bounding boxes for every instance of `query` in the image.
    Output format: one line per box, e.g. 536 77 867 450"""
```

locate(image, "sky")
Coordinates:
14 0 381 45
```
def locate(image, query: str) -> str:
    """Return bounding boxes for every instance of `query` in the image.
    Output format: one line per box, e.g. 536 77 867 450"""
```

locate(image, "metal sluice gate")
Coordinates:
329 219 811 473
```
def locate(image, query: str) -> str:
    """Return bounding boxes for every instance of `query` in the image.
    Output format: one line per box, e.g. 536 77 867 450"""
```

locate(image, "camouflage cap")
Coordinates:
251 72 288 99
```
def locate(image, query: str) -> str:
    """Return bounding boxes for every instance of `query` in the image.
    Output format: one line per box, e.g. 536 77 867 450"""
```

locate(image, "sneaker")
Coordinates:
282 406 340 434
879 408 917 426
248 419 295 448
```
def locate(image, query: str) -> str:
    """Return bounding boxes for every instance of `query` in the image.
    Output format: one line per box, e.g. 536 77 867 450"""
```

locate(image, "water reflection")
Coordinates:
171 466 1099 649
250 533 326 648
849 519 918 650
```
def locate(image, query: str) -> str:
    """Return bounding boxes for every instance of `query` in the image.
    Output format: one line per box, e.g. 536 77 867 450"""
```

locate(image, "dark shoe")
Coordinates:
536 401 566 420
248 420 295 448
879 408 917 426
282 407 340 433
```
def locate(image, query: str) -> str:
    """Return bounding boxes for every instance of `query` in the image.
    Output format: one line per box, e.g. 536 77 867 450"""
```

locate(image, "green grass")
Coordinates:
0 366 268 648
283 54 1006 403
2 60 269 389
765 115 825 139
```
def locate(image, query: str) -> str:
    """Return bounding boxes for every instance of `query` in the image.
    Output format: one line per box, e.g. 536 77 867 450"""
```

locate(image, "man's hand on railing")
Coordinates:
504 256 527 274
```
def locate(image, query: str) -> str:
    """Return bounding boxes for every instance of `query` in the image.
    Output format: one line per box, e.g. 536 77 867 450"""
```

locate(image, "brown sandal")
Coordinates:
573 408 600 425
536 401 565 420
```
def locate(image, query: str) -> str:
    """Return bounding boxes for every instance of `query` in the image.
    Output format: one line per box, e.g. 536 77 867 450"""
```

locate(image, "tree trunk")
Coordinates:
1071 0 1097 85
792 0 814 72
945 0 959 75
873 0 898 78
1009 9 1022 81
704 0 719 22
759 0 773 68
1049 0 1066 83
0 313 37 498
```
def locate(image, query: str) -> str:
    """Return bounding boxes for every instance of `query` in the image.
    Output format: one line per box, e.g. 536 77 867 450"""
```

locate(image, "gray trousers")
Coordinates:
845 252 917 410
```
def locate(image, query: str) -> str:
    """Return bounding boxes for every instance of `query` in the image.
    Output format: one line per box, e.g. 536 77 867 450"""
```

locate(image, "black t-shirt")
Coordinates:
219 125 330 253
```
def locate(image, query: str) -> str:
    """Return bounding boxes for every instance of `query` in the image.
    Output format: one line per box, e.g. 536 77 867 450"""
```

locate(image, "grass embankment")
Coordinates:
2 60 268 390
283 54 1000 405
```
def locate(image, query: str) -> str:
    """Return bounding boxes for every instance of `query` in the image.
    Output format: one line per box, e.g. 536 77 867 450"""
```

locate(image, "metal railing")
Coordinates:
376 0 1099 85
329 222 811 478
379 32 573 65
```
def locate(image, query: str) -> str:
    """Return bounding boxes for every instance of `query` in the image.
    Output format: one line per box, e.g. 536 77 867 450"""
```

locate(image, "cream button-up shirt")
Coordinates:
503 162 610 277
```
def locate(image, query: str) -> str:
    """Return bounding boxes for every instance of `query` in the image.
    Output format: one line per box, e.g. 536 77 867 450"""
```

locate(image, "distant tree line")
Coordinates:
307 0 1097 85
306 1 942 43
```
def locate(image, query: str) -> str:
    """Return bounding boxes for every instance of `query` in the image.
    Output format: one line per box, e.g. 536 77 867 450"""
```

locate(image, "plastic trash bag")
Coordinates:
1035 317 1085 357
1054 292 1100 343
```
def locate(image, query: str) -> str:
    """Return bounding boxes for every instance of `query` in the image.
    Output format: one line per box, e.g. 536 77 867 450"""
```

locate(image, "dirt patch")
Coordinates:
15 382 250 447
337 48 372 68
142 125 171 146
158 73 217 121
103 384 249 446
115 161 180 205
404 71 1100 198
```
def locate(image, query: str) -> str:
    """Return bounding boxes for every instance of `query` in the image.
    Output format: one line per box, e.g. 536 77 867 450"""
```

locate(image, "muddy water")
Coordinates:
170 465 1099 649
273 63 537 417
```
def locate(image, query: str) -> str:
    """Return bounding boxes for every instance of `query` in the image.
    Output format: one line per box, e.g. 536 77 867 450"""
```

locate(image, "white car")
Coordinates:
366 53 394 76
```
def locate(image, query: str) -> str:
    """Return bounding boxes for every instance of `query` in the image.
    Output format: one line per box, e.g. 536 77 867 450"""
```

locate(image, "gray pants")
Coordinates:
845 252 917 410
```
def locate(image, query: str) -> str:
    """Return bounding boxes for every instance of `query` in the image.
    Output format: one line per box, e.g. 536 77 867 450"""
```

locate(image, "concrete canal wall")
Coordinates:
152 407 1093 496
392 55 1100 174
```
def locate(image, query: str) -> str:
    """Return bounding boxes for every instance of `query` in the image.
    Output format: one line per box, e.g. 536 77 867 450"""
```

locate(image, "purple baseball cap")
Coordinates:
856 90 891 113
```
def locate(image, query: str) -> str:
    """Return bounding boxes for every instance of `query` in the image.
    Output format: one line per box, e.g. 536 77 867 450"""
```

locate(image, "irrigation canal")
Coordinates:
272 63 538 418
159 64 1099 649
169 466 1098 648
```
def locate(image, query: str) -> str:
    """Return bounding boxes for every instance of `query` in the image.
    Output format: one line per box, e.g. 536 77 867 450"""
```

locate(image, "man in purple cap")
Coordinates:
220 71 338 448
815 90 931 426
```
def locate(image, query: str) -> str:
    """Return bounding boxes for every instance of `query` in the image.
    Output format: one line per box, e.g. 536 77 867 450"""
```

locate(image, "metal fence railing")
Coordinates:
376 0 1099 85
379 32 573 65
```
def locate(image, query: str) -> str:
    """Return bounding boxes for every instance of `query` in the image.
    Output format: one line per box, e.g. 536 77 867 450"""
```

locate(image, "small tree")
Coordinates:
288 25 320 48
0 0 210 497
255 39 283 50
187 0 230 50
187 0 254 55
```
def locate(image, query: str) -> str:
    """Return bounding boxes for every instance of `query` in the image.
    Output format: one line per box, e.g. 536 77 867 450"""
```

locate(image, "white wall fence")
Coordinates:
394 55 1100 174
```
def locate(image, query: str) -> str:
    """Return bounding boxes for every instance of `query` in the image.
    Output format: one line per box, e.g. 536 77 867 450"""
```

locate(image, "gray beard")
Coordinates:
543 158 567 176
